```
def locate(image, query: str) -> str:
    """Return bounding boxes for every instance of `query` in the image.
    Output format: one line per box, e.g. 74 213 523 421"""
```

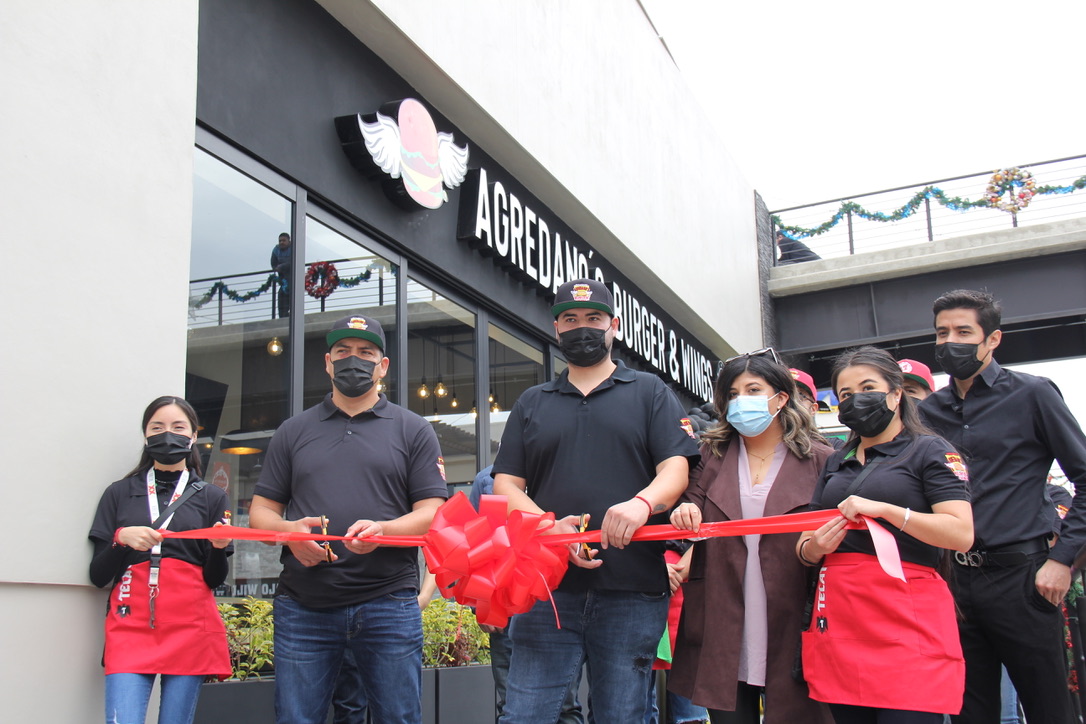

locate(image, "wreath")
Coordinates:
304 262 339 299
986 167 1036 214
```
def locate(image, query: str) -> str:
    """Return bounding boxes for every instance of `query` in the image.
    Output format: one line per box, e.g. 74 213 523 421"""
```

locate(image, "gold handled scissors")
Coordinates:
320 515 334 562
578 513 593 557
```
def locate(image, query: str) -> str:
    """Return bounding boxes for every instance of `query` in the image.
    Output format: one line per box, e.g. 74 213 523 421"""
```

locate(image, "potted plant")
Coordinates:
193 597 276 723
422 598 495 721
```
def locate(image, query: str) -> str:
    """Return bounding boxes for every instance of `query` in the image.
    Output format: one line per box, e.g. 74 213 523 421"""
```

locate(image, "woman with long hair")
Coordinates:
89 396 232 724
798 346 973 723
669 348 834 723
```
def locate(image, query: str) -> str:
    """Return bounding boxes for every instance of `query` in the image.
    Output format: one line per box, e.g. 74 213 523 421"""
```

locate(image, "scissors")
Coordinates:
320 515 334 562
578 513 593 558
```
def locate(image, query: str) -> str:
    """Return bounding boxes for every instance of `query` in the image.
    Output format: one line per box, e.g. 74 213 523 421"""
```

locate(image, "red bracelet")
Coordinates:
112 528 126 547
634 496 654 515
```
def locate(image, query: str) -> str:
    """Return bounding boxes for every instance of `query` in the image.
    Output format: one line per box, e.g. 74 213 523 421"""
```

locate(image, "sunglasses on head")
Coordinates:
721 347 782 370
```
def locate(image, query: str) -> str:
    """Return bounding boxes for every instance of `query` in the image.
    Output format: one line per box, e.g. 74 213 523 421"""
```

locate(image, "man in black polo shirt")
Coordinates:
250 314 448 724
919 289 1086 723
493 279 701 723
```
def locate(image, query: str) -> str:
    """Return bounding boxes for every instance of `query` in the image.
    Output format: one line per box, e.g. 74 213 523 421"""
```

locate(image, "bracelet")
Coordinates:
798 538 822 567
112 528 126 548
900 507 911 532
634 495 655 516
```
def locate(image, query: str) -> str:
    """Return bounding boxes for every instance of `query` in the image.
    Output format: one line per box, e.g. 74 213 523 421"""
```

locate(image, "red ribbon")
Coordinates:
162 492 904 625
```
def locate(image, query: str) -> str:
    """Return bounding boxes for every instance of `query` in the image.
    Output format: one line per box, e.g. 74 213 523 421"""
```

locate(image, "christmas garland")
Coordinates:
338 269 372 289
190 274 277 309
985 167 1035 214
773 171 1086 238
304 262 339 299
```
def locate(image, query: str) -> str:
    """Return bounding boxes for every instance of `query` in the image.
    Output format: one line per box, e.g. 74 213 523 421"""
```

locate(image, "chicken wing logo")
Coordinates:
335 99 469 210
680 418 697 439
944 453 969 482
348 317 369 331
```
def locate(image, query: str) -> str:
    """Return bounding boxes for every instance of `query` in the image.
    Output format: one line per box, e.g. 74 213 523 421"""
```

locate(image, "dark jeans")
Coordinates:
829 703 943 723
332 649 368 724
950 552 1072 724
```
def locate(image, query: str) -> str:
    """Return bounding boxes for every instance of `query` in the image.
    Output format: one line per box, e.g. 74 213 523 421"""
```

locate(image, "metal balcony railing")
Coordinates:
188 257 396 328
770 154 1086 262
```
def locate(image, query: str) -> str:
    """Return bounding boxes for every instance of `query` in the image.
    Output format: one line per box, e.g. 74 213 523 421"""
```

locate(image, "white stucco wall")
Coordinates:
318 0 763 357
0 1 199 718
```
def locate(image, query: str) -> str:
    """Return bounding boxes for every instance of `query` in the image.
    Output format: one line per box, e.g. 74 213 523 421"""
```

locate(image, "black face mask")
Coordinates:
145 431 194 465
558 327 610 367
837 391 896 438
332 356 377 398
934 342 986 380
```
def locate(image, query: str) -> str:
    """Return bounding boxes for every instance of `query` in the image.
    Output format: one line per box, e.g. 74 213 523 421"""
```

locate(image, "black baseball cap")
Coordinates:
326 314 385 351
551 279 615 317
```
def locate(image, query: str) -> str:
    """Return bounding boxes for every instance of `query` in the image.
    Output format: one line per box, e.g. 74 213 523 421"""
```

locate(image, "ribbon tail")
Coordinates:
539 570 561 630
862 515 905 581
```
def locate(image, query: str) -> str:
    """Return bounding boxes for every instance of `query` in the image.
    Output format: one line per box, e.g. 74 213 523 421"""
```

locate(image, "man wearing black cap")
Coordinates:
250 314 448 724
493 279 701 723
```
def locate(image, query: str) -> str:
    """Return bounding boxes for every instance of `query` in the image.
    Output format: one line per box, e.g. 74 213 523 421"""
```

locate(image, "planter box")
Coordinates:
434 665 494 723
192 665 491 724
194 677 275 724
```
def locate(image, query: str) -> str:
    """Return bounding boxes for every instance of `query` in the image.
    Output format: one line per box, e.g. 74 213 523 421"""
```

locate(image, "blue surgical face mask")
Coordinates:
726 393 781 437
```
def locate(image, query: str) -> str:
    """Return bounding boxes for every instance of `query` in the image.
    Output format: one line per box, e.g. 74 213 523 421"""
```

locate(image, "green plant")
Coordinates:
421 597 491 667
217 596 275 680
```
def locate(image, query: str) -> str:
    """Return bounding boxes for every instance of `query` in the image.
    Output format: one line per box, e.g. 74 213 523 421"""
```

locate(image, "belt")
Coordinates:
953 538 1050 568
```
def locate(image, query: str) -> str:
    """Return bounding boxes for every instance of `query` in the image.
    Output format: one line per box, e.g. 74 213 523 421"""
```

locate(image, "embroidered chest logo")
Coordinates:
944 452 969 482
679 418 696 439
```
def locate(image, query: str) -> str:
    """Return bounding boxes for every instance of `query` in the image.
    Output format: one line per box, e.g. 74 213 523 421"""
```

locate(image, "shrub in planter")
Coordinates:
421 598 491 667
217 596 275 680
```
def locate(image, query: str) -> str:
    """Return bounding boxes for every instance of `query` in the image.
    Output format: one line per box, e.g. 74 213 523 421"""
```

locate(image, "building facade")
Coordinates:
3 1 760 718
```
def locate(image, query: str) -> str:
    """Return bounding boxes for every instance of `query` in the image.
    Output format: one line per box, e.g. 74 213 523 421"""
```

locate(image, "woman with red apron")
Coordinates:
89 396 232 724
797 347 973 723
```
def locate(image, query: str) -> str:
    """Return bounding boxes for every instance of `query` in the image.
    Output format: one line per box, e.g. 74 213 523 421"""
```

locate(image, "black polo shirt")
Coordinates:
920 359 1086 566
89 472 231 587
255 394 448 608
493 361 701 593
811 433 971 568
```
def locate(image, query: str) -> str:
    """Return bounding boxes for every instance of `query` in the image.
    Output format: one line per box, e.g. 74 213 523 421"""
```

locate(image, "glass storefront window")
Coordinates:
406 278 477 492
303 216 399 409
187 148 294 598
488 324 545 467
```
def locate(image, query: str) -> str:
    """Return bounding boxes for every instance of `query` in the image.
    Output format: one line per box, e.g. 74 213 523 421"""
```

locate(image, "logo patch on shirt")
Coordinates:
679 418 696 439
436 456 446 481
944 452 969 482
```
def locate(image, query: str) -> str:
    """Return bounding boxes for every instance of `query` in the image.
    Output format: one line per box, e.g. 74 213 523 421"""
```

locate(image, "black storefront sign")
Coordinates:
457 167 714 402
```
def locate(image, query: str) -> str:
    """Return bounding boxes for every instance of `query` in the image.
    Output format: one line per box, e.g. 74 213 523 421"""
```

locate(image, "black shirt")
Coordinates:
493 361 701 593
88 470 231 588
811 433 971 568
921 359 1086 566
255 394 448 608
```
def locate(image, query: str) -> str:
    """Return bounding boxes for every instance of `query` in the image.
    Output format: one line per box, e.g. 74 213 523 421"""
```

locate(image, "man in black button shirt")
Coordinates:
493 279 701 723
920 289 1086 723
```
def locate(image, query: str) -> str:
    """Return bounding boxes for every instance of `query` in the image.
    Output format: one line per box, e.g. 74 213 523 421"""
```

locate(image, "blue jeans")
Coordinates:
104 673 204 724
273 591 422 724
501 590 668 723
646 673 709 724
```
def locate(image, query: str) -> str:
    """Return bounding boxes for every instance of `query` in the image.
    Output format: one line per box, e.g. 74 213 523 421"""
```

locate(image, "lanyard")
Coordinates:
144 469 189 628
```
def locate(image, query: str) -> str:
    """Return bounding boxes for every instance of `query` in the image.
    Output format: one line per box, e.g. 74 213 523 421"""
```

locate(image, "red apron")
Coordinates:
104 558 231 678
802 552 964 714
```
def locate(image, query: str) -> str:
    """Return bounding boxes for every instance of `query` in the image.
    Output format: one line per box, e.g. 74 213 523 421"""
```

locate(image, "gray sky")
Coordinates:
642 0 1086 209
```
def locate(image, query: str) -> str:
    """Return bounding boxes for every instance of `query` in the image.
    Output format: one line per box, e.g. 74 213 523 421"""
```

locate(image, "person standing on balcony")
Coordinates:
774 230 821 265
493 278 701 723
271 232 292 317
250 314 448 724
919 289 1086 723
